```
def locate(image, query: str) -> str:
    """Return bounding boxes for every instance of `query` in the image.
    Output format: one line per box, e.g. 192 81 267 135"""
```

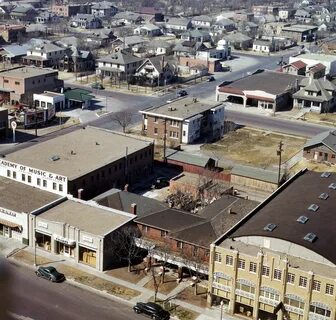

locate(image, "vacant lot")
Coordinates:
303 112 336 126
201 128 307 169
291 159 336 174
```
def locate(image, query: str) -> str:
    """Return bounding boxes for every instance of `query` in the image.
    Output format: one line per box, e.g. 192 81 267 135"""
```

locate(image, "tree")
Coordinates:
111 111 134 133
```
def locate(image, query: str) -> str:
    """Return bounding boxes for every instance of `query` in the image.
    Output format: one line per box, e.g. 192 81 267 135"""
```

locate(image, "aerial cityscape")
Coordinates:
0 0 335 319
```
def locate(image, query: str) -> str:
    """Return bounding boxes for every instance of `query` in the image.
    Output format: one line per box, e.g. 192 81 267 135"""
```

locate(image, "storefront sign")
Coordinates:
54 235 76 247
83 235 93 243
37 221 48 229
0 159 67 183
0 207 17 217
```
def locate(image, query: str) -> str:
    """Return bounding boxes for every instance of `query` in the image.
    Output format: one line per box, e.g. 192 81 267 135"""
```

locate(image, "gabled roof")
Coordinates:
166 17 191 26
1 44 29 57
304 130 336 153
215 18 235 27
309 63 326 73
91 1 116 10
192 15 213 22
290 60 307 70
165 148 213 167
97 50 143 65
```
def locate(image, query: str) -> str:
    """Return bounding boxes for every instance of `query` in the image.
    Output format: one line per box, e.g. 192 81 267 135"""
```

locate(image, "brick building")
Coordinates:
303 130 336 164
178 56 223 73
0 24 26 43
51 4 91 17
140 98 225 147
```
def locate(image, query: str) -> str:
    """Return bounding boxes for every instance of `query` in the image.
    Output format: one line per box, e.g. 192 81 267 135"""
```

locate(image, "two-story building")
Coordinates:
51 3 91 17
70 14 103 29
91 1 118 18
140 98 225 146
281 24 317 42
0 24 26 43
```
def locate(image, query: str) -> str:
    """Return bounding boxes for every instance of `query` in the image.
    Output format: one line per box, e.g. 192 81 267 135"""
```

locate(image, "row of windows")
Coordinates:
4 80 20 85
169 131 179 138
215 253 334 295
7 170 63 192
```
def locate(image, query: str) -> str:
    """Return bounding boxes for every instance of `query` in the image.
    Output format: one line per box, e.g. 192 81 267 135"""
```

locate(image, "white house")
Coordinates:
253 39 275 53
133 23 162 37
71 14 103 29
191 15 214 28
196 39 230 60
166 17 192 31
91 1 118 17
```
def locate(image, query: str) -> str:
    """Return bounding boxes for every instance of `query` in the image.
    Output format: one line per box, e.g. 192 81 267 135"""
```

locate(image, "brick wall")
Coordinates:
304 145 336 164
178 56 221 73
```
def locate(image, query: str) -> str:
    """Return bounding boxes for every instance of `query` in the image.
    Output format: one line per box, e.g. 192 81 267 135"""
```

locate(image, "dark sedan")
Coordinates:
35 266 65 283
133 302 170 320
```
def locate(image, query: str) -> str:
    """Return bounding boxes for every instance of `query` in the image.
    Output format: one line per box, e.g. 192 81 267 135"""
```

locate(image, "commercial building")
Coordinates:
0 66 63 105
140 98 225 146
30 197 134 271
33 91 65 118
51 3 91 17
208 169 336 320
1 126 154 199
0 24 26 43
0 176 61 244
0 107 8 138
281 25 317 42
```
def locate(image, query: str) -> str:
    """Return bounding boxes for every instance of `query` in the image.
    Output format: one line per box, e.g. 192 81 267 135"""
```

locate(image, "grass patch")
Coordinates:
144 274 179 295
176 286 208 308
105 263 147 284
290 159 336 175
201 127 306 169
303 112 336 126
153 299 199 320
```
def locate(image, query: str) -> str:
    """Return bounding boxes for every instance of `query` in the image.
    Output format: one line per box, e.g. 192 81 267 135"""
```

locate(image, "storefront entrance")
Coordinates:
36 232 51 251
56 242 75 258
0 220 22 239
235 302 253 318
79 246 96 268
259 309 278 320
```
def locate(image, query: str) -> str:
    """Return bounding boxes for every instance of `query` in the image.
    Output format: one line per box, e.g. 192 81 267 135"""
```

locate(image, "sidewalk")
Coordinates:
3 241 239 320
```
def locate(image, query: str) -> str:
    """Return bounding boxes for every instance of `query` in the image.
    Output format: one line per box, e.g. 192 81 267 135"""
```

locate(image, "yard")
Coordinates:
176 285 208 308
144 274 179 295
201 127 307 169
105 263 147 284
303 112 336 126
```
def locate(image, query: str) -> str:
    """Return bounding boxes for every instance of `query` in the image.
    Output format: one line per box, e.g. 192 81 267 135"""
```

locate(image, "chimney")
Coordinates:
161 55 165 70
131 203 137 215
124 184 129 191
309 74 313 85
77 188 84 199
228 207 236 214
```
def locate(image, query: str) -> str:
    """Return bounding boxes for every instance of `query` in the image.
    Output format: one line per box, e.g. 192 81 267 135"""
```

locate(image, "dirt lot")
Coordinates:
152 299 199 320
201 128 307 169
106 263 147 284
303 112 336 126
291 158 336 174
144 274 179 295
176 285 208 308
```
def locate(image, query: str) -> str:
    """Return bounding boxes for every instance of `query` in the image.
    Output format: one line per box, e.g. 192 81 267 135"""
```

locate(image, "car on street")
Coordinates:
35 266 65 282
177 90 187 97
151 177 170 189
91 82 104 90
222 65 231 72
133 302 170 320
207 76 215 82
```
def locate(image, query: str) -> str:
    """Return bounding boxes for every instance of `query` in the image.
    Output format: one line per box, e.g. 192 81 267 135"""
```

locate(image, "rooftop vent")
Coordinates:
50 155 60 161
321 172 331 178
319 193 329 200
303 232 317 243
264 223 277 232
308 204 319 212
297 216 309 224
328 183 336 190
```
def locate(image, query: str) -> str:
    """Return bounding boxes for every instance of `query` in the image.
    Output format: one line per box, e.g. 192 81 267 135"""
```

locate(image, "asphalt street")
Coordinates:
1 259 143 320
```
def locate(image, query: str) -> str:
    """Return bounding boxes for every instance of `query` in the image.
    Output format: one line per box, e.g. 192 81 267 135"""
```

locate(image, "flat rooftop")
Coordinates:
38 199 133 236
0 177 61 213
5 126 152 180
140 98 222 120
293 53 336 63
0 66 57 79
218 71 304 95
282 24 317 32
35 91 64 98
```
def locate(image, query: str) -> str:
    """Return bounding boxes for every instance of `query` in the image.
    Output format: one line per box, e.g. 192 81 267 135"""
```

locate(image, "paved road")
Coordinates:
2 259 143 320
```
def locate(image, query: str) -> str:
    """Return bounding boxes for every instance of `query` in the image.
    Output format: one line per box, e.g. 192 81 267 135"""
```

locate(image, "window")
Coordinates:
287 273 295 284
28 176 32 183
238 259 245 270
299 276 307 288
249 262 257 273
183 130 186 136
4 79 8 83
154 128 158 134
326 284 334 295
160 230 167 237
36 178 41 186
13 172 16 179
309 305 331 317
260 289 280 301
142 225 148 232
21 174 25 182
262 266 270 277
313 280 321 292
215 252 222 263
43 180 47 187
53 182 57 190
273 269 282 280
284 296 305 309
236 282 255 294
15 81 20 85
59 184 63 192
6 170 10 178
154 117 158 123
226 255 233 266
177 241 183 249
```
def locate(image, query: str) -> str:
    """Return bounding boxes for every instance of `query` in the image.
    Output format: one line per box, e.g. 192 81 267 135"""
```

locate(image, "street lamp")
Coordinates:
220 300 224 320
33 217 37 267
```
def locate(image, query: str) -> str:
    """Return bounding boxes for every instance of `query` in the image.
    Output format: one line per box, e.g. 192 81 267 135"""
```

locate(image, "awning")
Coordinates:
0 218 20 229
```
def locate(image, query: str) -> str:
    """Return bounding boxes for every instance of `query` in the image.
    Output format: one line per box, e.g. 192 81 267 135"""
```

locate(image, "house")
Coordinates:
51 3 91 17
0 24 26 43
0 66 63 105
252 39 275 53
216 71 305 112
35 10 59 24
239 21 259 38
111 35 148 51
22 42 66 68
195 40 230 61
10 6 37 21
178 56 222 73
146 40 173 56
278 8 296 21
191 15 214 28
289 53 336 76
293 77 336 113
0 44 29 64
282 60 307 76
303 130 336 163
294 8 312 22
233 11 254 22
140 98 225 146
86 30 116 47
208 169 336 320
91 1 118 18
113 11 143 25
133 23 162 37
263 22 291 37
97 49 143 81
223 32 253 50
281 24 317 42
180 29 211 42
213 19 236 32
306 63 326 79
134 56 176 85
165 17 192 32
59 46 95 73
71 14 103 29
1 126 154 199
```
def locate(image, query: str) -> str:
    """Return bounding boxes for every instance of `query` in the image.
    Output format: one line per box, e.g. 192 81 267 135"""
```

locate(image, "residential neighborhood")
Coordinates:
1 0 336 319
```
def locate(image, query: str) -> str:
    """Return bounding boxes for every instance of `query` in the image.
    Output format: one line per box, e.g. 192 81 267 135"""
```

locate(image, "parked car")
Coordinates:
177 90 187 97
151 177 170 189
35 266 65 282
207 76 215 82
133 302 170 320
91 82 104 90
222 65 231 72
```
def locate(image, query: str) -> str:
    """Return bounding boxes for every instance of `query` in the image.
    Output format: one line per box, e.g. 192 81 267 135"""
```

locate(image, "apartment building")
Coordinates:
140 98 225 147
51 4 91 17
0 66 63 105
208 169 336 320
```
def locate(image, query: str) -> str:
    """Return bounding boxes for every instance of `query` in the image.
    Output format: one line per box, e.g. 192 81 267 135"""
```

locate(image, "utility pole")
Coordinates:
35 105 38 137
163 119 167 163
277 141 284 187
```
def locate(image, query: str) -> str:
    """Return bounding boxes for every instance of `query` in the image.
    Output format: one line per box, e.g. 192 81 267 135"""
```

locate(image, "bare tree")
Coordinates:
111 111 134 133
